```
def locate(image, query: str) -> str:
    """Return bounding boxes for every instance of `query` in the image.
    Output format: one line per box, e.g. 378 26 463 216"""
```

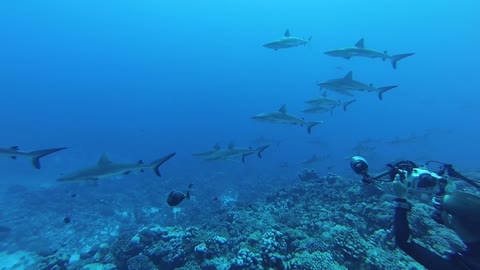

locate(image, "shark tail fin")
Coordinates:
307 121 323 134
150 152 176 177
329 107 335 117
185 191 190 200
241 151 256 163
378 86 398 100
256 144 270 159
29 147 67 169
306 36 312 46
343 99 357 111
390 53 415 69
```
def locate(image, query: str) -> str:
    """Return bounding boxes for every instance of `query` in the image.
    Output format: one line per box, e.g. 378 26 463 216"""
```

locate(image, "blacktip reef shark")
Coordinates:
263 29 312 50
251 104 322 134
324 38 415 69
317 71 397 100
0 146 67 169
195 143 270 163
57 152 176 182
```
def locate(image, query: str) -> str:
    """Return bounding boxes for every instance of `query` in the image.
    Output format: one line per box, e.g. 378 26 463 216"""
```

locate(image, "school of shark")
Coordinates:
1 29 414 178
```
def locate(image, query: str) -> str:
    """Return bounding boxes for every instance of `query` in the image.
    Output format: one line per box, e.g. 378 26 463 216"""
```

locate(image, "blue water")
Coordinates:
0 1 478 181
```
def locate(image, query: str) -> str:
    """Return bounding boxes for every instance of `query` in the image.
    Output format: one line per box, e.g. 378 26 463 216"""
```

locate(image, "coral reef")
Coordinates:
0 169 468 270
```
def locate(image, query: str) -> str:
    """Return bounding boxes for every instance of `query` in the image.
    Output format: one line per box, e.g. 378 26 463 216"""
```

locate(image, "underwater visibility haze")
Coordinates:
0 0 479 269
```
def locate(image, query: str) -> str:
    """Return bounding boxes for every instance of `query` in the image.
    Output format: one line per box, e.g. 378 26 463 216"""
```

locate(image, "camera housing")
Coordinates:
351 156 369 175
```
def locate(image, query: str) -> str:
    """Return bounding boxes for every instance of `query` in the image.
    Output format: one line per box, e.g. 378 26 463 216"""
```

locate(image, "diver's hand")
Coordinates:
393 173 407 199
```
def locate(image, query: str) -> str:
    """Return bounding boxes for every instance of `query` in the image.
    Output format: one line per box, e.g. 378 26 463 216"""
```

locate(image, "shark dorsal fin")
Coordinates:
344 71 353 81
355 38 365 48
322 92 327 97
97 153 112 166
279 104 287 114
137 160 144 165
213 143 221 150
10 146 19 150
284 29 291 37
228 143 235 149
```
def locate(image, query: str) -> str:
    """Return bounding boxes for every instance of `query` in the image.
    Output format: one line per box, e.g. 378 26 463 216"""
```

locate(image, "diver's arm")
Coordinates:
394 198 459 269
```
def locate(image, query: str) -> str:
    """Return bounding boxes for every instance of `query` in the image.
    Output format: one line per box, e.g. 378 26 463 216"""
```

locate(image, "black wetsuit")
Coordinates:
394 198 480 270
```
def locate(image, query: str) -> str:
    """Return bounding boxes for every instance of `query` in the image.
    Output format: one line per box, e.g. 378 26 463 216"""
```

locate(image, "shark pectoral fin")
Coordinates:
124 171 131 175
10 156 17 160
10 146 19 150
343 56 351 60
355 38 365 48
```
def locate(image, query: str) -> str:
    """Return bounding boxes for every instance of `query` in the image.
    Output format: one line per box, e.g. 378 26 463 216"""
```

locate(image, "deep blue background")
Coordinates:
0 0 478 187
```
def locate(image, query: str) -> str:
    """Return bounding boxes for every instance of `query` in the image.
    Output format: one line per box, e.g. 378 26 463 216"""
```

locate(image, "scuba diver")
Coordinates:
350 156 480 270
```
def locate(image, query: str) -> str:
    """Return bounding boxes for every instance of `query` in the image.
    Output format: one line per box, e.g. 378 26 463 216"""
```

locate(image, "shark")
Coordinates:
57 152 176 182
317 71 398 100
324 38 415 69
304 93 357 113
192 144 221 157
0 146 67 169
251 104 322 134
197 144 270 163
263 29 312 50
250 136 283 147
303 99 356 114
301 154 331 165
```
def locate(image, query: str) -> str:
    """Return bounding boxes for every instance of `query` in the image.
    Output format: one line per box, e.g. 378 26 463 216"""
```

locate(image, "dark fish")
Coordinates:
188 183 193 189
71 193 77 198
167 191 190 206
213 197 218 201
63 217 71 224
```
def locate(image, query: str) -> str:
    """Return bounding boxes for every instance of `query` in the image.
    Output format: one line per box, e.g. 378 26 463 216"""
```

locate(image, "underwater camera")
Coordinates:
351 156 369 175
351 156 480 192
350 156 378 184
350 156 421 185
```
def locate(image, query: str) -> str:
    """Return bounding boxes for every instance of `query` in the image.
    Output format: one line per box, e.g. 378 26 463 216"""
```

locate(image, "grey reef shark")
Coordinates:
57 152 175 182
324 38 414 69
317 71 398 100
251 104 322 134
304 92 356 114
263 29 311 50
193 143 270 163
